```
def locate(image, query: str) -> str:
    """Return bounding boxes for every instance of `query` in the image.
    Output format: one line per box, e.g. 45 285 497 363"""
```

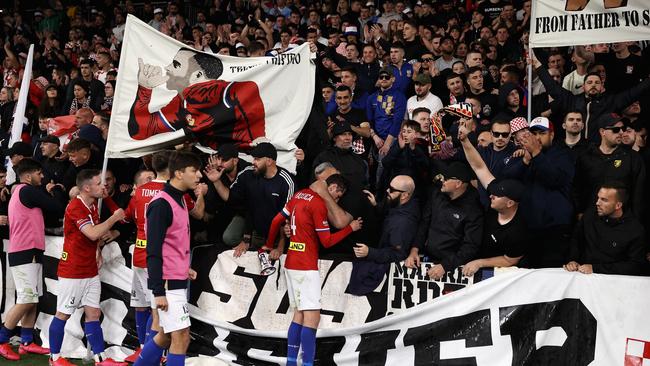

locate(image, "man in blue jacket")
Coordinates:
502 117 575 268
367 66 407 185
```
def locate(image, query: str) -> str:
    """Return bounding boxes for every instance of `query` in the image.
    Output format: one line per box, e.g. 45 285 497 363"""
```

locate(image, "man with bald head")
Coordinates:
349 175 420 294
75 108 94 129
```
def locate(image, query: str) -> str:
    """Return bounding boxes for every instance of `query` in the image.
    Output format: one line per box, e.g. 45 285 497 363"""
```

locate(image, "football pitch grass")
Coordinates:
11 353 86 365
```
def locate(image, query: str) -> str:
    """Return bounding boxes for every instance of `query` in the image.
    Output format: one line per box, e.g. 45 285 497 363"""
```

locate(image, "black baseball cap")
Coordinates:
597 113 629 129
487 178 525 202
250 142 277 160
332 122 354 137
41 135 61 145
6 142 33 158
443 162 473 183
217 143 238 160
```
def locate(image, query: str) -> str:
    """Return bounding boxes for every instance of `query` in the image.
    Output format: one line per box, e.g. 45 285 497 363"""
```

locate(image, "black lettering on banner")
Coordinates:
403 309 493 365
499 298 597 365
356 330 400 365
643 10 650 25
267 54 301 66
225 331 287 365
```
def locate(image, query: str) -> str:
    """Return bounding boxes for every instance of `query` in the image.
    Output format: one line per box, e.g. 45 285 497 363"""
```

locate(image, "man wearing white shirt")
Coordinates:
405 73 443 119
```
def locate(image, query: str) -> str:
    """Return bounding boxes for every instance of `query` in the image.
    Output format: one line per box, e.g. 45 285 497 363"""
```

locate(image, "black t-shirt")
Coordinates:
596 53 648 94
480 208 528 260
479 0 505 22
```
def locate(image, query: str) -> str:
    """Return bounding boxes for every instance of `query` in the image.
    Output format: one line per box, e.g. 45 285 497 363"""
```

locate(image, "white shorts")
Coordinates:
11 263 43 304
285 269 321 311
56 276 101 314
130 267 151 308
151 289 191 333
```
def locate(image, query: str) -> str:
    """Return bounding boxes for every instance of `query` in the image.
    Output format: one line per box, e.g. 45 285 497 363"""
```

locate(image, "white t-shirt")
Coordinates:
562 70 586 95
405 92 444 119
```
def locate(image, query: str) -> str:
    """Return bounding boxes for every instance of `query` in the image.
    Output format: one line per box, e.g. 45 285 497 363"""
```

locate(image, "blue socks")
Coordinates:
135 310 150 346
145 315 157 344
48 317 67 355
300 326 317 366
20 327 33 345
287 322 302 366
0 325 12 343
166 353 186 366
84 321 105 356
133 338 165 366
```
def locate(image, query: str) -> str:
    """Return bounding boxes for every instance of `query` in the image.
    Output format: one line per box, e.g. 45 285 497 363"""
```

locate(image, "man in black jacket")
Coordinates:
405 161 484 280
565 182 647 276
532 51 650 143
501 117 575 267
574 114 646 218
348 175 420 295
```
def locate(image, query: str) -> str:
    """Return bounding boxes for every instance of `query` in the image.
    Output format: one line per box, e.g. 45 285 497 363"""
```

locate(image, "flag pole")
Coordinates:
98 155 109 213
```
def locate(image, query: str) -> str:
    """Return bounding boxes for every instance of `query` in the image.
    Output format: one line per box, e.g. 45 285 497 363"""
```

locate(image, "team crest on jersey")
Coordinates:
289 242 306 252
614 160 622 168
61 251 68 261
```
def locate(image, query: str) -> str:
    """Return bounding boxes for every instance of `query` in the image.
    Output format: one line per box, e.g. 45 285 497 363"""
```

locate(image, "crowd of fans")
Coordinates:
1 0 649 277
0 0 649 363
0 0 649 337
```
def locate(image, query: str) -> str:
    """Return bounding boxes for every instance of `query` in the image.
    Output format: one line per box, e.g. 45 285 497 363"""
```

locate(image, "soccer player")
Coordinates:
263 174 362 366
0 159 64 360
123 151 205 363
134 152 202 366
48 169 127 366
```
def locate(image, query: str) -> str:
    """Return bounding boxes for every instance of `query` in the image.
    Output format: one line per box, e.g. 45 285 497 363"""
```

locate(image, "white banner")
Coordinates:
387 261 474 314
530 0 650 47
106 15 315 172
4 239 650 365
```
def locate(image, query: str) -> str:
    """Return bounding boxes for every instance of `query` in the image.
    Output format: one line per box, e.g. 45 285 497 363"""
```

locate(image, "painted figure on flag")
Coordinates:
128 47 266 149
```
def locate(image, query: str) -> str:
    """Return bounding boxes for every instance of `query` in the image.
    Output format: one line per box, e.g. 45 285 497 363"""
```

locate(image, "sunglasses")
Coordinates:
388 186 405 193
421 58 433 62
604 126 623 133
378 75 391 80
491 131 510 138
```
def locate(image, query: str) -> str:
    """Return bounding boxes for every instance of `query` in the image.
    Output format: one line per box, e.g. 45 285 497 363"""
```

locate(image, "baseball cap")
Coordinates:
509 117 529 134
6 142 33 158
442 161 473 183
41 135 60 146
250 142 277 160
378 66 393 76
366 1 375 6
440 35 454 44
414 73 431 85
217 143 238 160
153 8 164 14
597 113 628 129
34 11 43 17
235 42 246 49
488 178 525 202
529 116 554 132
343 26 358 36
332 122 354 137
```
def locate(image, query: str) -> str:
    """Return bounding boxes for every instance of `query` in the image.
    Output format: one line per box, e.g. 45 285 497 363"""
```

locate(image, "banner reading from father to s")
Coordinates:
106 15 315 171
530 0 650 47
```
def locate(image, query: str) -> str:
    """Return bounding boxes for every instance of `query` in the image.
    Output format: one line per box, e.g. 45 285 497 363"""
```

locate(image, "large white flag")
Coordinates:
106 15 315 171
530 0 650 47
6 44 34 184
